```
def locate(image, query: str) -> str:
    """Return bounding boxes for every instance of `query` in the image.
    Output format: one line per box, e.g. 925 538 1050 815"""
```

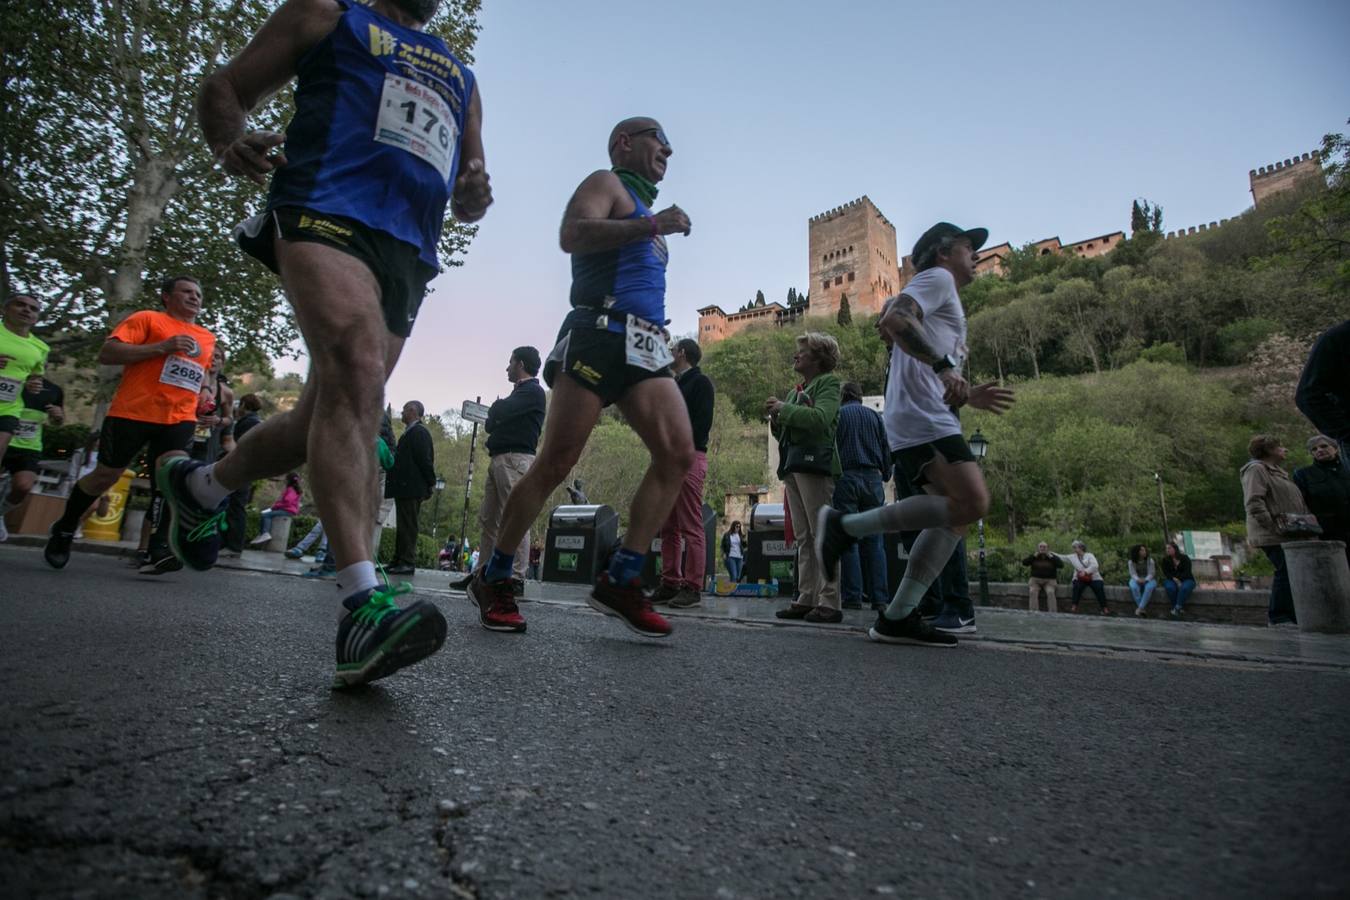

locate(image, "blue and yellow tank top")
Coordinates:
568 186 668 325
266 0 475 269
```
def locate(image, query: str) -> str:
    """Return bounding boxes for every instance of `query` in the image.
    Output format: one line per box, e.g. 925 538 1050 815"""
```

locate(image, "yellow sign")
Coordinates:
82 470 133 542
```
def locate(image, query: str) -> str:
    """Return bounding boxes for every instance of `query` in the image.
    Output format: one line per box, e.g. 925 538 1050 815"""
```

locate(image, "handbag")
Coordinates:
1276 512 1322 537
783 443 834 476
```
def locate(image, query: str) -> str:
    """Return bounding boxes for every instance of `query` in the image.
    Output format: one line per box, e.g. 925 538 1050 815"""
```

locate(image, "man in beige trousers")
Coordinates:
461 346 546 597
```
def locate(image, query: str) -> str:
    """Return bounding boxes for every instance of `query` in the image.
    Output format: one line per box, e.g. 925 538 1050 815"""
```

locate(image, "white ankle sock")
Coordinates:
336 561 378 598
884 527 961 620
186 463 234 508
842 495 950 538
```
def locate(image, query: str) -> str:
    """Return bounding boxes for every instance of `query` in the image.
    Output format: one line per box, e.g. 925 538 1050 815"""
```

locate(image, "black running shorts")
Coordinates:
236 206 437 339
543 326 672 407
892 434 977 490
98 417 196 471
1 449 39 475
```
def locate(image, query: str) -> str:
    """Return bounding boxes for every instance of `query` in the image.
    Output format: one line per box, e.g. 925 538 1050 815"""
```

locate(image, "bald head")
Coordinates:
608 117 661 161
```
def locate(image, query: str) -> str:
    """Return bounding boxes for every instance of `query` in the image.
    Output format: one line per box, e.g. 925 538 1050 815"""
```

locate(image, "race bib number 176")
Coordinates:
375 74 458 182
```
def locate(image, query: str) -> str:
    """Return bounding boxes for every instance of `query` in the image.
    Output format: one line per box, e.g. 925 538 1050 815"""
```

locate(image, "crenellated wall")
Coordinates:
1249 151 1322 207
807 196 901 322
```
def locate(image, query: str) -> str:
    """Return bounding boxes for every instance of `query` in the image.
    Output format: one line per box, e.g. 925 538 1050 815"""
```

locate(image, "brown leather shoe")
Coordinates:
775 603 812 620
804 607 843 624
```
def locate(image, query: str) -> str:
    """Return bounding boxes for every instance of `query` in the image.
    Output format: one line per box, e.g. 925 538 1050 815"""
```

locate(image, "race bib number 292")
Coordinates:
375 74 458 182
0 377 19 404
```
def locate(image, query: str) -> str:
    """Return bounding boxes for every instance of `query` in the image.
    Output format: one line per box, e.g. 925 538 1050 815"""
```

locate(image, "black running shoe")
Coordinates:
868 609 958 647
156 456 227 571
44 524 75 569
333 584 447 688
815 506 856 582
139 544 184 576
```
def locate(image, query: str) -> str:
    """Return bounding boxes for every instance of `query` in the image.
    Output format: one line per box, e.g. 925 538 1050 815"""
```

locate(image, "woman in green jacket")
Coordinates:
767 332 844 623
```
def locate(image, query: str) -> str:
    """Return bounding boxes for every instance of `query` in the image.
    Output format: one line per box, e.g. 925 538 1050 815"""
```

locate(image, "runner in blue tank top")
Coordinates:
176 0 493 689
469 117 697 641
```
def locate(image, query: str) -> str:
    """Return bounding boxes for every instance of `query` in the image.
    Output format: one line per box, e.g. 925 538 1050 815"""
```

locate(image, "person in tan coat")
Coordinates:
1240 434 1314 626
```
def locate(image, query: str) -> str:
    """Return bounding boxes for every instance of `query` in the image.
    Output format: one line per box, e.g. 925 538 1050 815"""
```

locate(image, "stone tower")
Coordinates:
1249 151 1321 207
808 196 901 322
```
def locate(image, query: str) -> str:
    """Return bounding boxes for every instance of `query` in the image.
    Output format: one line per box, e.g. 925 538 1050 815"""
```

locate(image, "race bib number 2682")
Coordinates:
375 74 458 182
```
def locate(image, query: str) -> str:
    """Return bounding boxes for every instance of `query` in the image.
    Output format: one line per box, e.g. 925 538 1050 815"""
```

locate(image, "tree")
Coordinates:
754 290 766 307
836 295 851 325
1264 125 1350 295
1130 198 1164 235
0 0 482 365
786 287 797 307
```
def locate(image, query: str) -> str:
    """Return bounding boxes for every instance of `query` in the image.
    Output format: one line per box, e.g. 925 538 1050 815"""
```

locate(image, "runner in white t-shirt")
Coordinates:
816 222 1014 647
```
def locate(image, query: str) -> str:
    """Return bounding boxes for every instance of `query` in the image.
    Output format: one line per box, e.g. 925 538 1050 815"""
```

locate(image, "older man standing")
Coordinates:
831 382 890 612
386 401 436 574
469 116 695 639
463 346 546 601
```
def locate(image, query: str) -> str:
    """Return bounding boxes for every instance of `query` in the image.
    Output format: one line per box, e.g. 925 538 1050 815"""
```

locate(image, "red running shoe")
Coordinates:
588 572 672 638
468 571 527 633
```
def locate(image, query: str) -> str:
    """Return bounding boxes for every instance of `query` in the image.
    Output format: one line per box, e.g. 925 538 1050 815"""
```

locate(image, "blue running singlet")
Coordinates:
568 185 668 325
265 0 475 269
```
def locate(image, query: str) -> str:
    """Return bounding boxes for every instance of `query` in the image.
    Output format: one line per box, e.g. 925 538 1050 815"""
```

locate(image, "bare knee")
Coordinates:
657 439 696 479
947 482 990 525
533 445 584 489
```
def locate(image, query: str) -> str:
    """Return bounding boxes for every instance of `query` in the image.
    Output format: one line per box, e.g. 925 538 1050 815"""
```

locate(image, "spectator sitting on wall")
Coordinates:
1160 541 1196 618
1022 541 1062 612
1293 434 1350 569
1127 543 1158 618
250 472 302 545
1056 541 1114 616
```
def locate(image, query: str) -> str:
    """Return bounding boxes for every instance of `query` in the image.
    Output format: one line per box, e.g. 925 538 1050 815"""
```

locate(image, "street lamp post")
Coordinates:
431 474 446 541
1154 471 1170 548
969 429 990 606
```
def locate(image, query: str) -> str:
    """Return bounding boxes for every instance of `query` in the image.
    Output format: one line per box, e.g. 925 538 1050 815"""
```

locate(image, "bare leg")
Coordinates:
209 241 402 570
489 376 603 558
613 378 696 554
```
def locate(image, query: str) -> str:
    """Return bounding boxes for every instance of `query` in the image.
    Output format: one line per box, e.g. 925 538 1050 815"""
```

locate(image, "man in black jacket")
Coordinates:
385 400 436 574
651 339 715 609
463 347 546 627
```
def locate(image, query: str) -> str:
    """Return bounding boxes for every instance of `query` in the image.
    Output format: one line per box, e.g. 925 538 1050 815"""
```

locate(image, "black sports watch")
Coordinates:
931 354 958 374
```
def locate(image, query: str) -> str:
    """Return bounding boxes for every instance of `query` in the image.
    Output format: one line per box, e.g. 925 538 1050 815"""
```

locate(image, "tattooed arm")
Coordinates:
878 294 969 406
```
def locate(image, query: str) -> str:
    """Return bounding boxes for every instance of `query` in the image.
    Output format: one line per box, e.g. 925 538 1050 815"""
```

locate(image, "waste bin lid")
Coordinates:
750 503 785 529
549 504 614 525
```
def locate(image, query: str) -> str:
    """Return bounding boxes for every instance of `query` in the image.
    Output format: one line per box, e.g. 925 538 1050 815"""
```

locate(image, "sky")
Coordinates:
277 0 1350 417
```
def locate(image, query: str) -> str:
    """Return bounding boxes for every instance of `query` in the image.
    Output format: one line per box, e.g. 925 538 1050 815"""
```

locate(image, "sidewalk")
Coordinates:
11 534 1350 670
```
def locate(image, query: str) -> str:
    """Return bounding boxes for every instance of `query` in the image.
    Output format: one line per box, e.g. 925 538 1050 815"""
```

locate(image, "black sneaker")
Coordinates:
127 549 151 568
815 506 856 581
649 583 681 607
44 524 75 569
156 456 227 571
333 584 447 688
868 609 958 647
139 544 184 576
931 611 977 634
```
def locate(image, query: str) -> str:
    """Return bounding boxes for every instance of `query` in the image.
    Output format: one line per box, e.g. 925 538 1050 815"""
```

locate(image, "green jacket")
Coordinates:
773 372 842 478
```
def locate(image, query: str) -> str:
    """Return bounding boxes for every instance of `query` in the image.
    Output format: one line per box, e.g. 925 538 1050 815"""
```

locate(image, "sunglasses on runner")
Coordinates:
612 127 670 152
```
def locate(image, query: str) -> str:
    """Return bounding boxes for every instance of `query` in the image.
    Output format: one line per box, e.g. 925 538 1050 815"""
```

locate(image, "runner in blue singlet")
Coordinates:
468 117 696 641
171 0 493 689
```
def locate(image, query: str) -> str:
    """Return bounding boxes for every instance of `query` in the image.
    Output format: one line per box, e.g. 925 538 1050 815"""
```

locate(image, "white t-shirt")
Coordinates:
728 533 743 559
883 267 968 450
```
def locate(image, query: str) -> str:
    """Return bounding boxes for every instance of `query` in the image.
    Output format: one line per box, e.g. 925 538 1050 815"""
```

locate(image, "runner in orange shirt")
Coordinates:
44 275 217 573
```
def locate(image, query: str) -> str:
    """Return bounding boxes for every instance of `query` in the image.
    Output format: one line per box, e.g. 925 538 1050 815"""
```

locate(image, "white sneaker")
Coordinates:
249 533 272 546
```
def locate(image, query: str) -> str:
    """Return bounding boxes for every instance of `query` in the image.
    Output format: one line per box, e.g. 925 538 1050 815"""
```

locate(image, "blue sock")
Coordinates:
607 547 645 585
485 549 515 582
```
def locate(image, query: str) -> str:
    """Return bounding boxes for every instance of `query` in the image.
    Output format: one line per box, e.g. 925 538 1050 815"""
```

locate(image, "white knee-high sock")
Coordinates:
842 495 950 538
884 527 961 620
186 463 234 508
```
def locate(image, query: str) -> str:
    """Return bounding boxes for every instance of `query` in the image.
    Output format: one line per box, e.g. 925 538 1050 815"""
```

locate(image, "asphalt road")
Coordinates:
3 546 1348 899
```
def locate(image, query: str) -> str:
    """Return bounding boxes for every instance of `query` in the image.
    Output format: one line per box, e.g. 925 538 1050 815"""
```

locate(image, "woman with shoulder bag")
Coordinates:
1055 541 1113 615
721 520 746 583
1241 434 1319 626
766 332 844 623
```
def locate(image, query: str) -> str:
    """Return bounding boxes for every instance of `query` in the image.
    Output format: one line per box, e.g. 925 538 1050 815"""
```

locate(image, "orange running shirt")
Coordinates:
106 310 217 425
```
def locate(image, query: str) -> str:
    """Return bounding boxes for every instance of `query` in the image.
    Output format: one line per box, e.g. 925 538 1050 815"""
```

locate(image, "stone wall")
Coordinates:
980 581 1270 626
1249 151 1321 207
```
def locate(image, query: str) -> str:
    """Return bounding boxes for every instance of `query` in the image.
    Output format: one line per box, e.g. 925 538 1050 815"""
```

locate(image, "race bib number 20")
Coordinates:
625 316 674 372
375 74 458 182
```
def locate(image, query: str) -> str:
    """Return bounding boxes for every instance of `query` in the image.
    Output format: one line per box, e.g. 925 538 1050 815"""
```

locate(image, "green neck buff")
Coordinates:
612 168 659 207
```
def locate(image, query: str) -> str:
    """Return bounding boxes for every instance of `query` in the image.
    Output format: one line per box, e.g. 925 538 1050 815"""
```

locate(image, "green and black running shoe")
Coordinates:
333 583 447 689
155 456 227 571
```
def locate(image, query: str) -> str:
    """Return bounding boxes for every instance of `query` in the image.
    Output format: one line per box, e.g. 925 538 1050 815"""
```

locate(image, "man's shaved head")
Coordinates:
608 117 660 159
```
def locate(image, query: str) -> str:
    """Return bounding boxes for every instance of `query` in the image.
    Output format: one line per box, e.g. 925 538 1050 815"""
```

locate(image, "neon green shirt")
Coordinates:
0 322 48 418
